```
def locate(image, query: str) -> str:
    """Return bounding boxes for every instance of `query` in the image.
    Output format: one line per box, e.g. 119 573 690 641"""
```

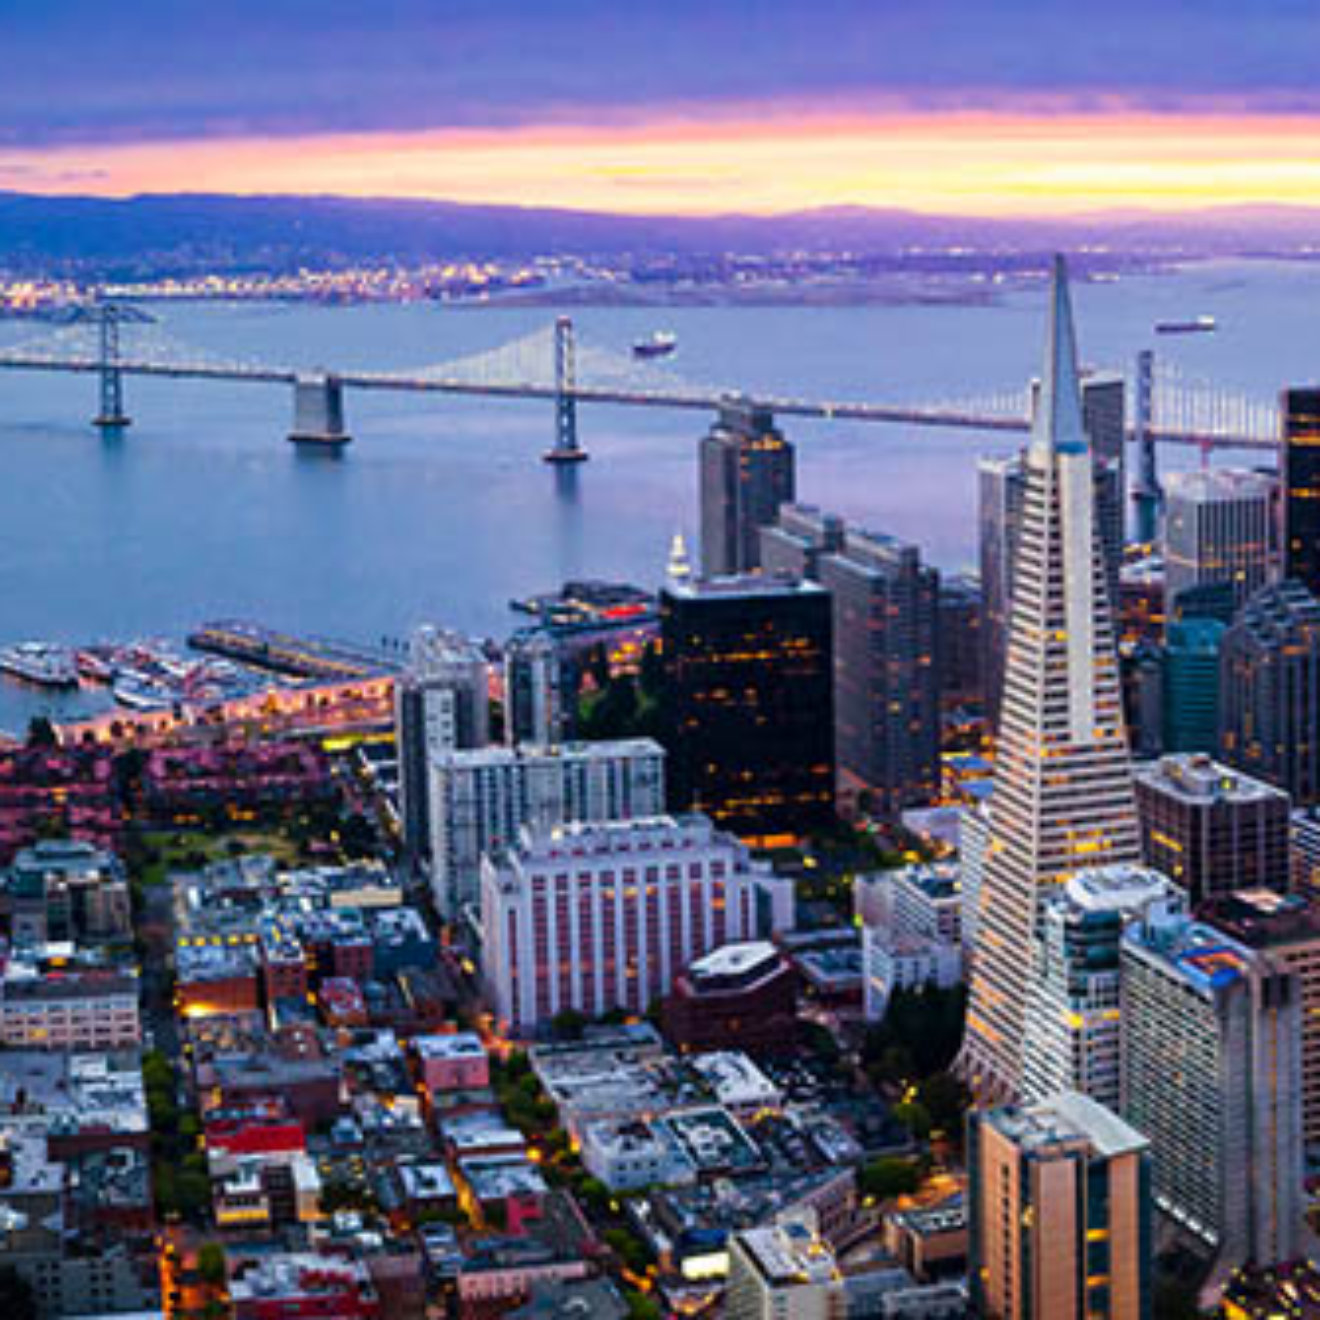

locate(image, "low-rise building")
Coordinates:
414 1032 489 1095
661 941 799 1057
579 1118 696 1191
0 964 140 1050
228 1252 381 1320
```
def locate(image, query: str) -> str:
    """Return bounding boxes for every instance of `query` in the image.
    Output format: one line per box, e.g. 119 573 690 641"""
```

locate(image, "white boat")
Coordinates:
632 330 678 359
0 643 78 688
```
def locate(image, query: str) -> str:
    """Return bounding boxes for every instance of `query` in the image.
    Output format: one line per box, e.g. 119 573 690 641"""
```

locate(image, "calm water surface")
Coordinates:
0 258 1316 732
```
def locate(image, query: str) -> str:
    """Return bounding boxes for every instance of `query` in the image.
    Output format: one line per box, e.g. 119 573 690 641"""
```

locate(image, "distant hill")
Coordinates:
2 192 1320 278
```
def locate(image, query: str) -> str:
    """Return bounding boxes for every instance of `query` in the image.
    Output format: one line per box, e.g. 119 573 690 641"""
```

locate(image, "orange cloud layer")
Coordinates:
7 111 1320 214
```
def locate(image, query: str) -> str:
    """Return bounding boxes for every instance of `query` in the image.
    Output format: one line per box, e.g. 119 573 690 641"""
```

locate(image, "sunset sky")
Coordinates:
7 0 1320 216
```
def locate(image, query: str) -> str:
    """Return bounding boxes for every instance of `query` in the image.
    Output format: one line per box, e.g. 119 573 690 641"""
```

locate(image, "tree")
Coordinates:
196 1242 227 1287
0 1265 38 1320
916 1072 970 1141
858 1157 921 1202
893 1099 932 1141
625 1291 663 1320
551 1009 587 1040
25 716 56 749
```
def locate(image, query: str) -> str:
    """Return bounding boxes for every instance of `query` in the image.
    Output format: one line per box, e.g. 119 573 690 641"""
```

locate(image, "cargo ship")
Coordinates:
1155 315 1217 335
632 331 677 359
0 643 79 688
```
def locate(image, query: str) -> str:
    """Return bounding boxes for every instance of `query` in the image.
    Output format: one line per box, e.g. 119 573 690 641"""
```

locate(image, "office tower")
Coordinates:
968 1091 1152 1320
1117 556 1165 647
1281 387 1320 593
1220 579 1320 805
1162 617 1226 753
1133 754 1291 903
699 399 795 577
504 631 568 747
980 380 1123 732
1121 907 1302 1274
761 504 941 819
395 626 490 869
758 502 844 578
1121 642 1165 760
428 738 665 918
480 815 794 1029
1020 867 1179 1110
977 453 1028 732
659 575 834 844
1163 468 1276 618
961 258 1143 1100
1293 808 1320 893
1200 889 1320 1155
937 573 983 714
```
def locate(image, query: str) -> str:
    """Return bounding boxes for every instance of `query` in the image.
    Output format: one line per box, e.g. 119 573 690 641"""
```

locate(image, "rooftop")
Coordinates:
1134 753 1288 806
988 1090 1148 1161
1062 865 1176 914
663 573 827 602
1201 888 1320 950
414 1031 486 1062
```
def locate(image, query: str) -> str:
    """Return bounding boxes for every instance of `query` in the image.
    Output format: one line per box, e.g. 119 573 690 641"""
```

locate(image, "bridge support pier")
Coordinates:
288 374 351 449
544 316 587 464
1131 349 1161 546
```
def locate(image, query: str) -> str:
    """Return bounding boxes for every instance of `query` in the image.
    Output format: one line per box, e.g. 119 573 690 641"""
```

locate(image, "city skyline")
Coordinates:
7 3 1320 215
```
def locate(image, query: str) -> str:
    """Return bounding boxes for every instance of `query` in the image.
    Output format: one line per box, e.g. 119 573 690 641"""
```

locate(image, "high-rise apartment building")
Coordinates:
1163 468 1276 618
480 815 794 1029
395 626 490 868
1281 387 1320 593
659 575 834 844
761 504 940 818
428 738 666 918
1133 754 1291 903
1121 907 1302 1275
699 399 795 578
937 573 983 714
1220 579 1320 805
503 630 569 747
961 258 1143 1100
1020 866 1180 1111
968 1091 1152 1320
1200 888 1320 1154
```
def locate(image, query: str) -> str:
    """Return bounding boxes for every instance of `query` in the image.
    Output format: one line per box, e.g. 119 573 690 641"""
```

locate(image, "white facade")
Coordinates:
1019 866 1180 1110
862 933 962 1021
578 1118 696 1191
0 974 140 1050
430 738 666 917
1163 467 1276 615
481 815 794 1030
962 259 1143 1101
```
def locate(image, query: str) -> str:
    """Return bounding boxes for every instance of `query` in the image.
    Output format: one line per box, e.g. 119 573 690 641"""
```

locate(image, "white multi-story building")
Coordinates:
578 1118 696 1191
858 863 964 1020
395 626 490 869
481 815 794 1030
1121 906 1303 1280
962 259 1143 1101
430 738 665 918
1019 865 1180 1110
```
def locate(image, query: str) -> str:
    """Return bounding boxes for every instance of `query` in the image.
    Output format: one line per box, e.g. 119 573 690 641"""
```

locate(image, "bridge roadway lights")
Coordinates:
543 447 588 465
93 413 131 431
287 373 352 449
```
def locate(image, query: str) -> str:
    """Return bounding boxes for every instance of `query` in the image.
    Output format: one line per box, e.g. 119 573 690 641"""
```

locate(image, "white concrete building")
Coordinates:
481 815 794 1030
431 738 665 917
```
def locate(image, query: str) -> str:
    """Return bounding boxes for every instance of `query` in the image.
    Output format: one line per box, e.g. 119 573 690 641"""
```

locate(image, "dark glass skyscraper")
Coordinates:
1221 578 1320 805
699 400 795 578
1282 388 1320 594
659 574 834 845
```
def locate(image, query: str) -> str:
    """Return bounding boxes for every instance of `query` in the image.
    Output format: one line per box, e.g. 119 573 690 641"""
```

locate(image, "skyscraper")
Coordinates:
1020 866 1179 1111
961 258 1143 1100
1121 906 1302 1276
968 1091 1153 1320
659 574 834 845
1163 468 1276 618
1133 754 1291 903
395 626 490 869
503 630 569 747
1162 617 1225 753
761 504 940 819
1281 387 1320 594
979 376 1123 733
699 399 795 578
1220 578 1320 805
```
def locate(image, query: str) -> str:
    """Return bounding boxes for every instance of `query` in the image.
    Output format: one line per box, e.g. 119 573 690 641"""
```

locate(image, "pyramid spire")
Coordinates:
1031 254 1088 458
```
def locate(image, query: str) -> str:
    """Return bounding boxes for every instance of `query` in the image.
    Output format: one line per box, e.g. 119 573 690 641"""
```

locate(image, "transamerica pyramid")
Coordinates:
960 255 1143 1101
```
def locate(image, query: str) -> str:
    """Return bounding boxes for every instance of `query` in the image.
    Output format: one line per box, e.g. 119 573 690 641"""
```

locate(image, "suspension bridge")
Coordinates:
0 303 1283 495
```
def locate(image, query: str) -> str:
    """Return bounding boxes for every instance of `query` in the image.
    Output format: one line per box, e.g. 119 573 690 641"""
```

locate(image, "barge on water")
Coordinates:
0 642 79 688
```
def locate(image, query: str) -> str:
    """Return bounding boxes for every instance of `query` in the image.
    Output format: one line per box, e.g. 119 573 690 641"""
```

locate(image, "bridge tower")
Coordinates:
92 302 134 430
1131 349 1161 546
544 316 587 464
288 373 352 448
